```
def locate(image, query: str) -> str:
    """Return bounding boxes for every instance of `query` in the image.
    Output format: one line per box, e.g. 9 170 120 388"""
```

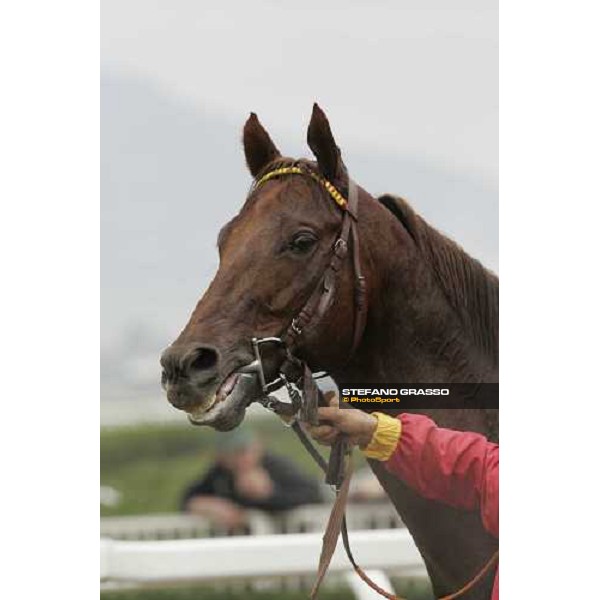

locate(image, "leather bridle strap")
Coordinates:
348 180 367 354
290 419 405 600
310 456 354 598
282 177 367 362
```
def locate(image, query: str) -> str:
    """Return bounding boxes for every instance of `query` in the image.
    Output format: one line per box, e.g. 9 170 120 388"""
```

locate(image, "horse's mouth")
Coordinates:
188 372 239 418
185 370 262 431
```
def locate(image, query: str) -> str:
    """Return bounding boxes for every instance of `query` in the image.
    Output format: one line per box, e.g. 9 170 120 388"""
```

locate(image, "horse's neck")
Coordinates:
344 284 495 385
335 195 497 386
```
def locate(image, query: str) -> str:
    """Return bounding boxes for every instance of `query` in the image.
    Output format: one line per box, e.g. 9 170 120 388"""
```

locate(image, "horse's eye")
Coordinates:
289 232 318 254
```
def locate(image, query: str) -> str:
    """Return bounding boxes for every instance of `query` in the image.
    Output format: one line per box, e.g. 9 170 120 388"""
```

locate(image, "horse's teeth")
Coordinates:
189 395 217 418
217 373 239 401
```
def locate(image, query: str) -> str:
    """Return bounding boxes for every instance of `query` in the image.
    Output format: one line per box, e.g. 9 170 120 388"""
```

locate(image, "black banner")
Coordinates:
336 383 498 409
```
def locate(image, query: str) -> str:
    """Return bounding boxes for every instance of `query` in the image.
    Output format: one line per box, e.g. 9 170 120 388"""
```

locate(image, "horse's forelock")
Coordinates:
218 158 338 251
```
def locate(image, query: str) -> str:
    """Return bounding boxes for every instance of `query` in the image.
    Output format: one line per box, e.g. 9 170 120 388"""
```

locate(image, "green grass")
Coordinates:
100 419 432 599
101 417 362 516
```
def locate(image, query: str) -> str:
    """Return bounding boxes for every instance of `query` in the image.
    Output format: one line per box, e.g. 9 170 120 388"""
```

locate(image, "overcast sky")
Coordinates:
101 1 498 388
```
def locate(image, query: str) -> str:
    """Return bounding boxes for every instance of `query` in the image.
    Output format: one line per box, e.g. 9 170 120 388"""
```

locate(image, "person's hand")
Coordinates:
305 392 378 449
235 467 274 500
185 496 247 529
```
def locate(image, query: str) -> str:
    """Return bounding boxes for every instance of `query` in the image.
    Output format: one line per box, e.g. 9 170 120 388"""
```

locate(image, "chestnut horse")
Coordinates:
161 105 498 599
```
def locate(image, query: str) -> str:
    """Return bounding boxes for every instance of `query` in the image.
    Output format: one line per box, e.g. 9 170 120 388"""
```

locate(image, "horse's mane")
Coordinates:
379 194 499 365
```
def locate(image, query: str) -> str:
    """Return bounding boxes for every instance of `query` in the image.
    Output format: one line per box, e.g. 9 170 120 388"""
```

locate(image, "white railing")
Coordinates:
100 502 404 540
101 528 426 599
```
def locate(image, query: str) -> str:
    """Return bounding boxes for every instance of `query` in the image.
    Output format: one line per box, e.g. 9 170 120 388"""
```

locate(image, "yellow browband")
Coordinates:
254 166 348 210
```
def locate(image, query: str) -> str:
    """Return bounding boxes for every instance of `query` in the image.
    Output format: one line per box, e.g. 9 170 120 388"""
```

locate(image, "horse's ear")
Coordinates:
243 113 281 178
307 103 346 183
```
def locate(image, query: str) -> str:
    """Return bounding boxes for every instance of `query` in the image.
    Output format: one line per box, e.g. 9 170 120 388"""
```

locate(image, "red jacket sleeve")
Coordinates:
385 413 498 538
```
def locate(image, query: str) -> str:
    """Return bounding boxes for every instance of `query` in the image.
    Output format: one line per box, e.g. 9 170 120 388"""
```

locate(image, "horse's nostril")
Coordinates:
161 343 220 385
189 347 218 373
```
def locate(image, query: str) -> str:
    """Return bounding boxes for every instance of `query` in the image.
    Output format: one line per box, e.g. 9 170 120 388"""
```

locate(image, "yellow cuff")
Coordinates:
362 413 402 461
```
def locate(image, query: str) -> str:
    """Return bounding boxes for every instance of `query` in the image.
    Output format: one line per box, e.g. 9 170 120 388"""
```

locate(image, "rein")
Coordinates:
244 166 497 600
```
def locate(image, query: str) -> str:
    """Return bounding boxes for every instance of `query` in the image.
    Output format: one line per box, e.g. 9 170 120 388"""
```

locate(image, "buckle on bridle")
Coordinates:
238 336 287 394
240 336 307 425
290 318 303 336
333 238 347 257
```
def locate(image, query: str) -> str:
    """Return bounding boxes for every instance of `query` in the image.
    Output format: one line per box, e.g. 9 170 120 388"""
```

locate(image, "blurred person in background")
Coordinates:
181 428 323 528
348 467 387 502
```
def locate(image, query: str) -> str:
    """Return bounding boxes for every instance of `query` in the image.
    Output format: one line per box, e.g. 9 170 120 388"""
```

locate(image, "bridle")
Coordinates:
236 165 498 600
237 163 368 473
239 164 368 483
255 165 367 362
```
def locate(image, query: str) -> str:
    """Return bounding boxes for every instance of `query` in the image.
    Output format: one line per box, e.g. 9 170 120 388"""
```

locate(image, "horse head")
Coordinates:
160 103 498 433
160 105 376 430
